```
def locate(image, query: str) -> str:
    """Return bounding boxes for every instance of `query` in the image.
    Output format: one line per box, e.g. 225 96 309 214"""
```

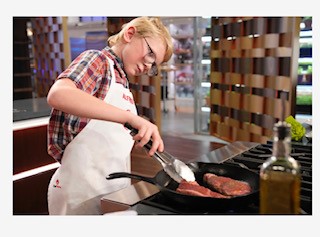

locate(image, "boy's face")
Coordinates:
121 33 166 77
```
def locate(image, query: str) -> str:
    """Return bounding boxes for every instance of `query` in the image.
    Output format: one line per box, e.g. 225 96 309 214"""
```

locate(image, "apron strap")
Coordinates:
106 57 116 85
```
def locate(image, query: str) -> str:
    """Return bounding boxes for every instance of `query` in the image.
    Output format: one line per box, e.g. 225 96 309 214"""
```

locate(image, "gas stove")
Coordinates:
101 140 312 215
223 140 312 215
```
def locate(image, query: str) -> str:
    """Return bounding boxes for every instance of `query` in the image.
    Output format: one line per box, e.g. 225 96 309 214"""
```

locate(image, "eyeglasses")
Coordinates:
143 37 158 76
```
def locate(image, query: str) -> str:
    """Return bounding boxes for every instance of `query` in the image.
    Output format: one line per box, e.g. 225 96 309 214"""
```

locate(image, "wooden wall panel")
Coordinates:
31 17 71 97
13 17 33 100
107 17 136 36
209 17 301 143
130 74 162 130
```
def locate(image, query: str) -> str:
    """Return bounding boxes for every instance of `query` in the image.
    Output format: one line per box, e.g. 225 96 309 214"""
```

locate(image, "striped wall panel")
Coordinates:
130 74 162 130
31 17 71 97
209 17 300 143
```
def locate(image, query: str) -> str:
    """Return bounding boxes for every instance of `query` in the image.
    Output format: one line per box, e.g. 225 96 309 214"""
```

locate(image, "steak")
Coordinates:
203 173 251 196
176 180 230 198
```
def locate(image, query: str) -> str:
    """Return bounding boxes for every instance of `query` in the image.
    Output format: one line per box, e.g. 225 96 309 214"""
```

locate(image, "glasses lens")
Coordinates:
143 37 158 76
144 52 155 63
144 53 157 76
148 63 158 76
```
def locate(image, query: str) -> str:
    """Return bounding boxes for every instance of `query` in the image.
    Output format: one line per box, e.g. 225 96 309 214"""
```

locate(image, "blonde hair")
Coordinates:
108 17 173 62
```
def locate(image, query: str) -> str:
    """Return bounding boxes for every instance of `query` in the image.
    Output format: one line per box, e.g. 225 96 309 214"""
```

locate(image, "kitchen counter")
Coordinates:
13 97 51 122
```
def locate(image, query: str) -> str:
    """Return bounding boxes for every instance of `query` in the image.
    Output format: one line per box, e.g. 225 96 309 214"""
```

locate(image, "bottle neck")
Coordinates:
272 136 291 158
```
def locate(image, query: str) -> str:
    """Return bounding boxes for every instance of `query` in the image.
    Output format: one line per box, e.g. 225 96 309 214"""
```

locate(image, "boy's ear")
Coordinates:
123 26 136 42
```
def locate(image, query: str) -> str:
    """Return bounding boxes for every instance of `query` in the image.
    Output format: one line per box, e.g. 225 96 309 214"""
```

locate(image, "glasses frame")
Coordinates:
143 37 158 76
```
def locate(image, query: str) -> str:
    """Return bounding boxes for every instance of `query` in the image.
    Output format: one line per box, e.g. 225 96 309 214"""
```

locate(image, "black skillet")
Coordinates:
107 161 260 211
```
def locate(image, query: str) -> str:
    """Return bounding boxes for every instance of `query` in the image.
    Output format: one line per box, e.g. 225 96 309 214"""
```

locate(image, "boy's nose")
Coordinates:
144 63 152 72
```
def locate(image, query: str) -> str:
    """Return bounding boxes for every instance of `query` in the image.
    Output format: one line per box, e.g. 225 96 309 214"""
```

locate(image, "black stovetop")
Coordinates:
130 141 312 215
134 192 259 215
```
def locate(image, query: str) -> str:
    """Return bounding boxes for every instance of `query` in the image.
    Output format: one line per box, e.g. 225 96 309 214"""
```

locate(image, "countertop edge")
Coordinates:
13 116 49 131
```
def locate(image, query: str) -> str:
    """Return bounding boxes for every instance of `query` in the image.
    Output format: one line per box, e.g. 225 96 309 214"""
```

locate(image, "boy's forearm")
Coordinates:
47 79 135 125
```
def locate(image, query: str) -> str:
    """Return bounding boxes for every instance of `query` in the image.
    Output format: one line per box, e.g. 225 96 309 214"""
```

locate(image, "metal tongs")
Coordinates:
125 123 195 183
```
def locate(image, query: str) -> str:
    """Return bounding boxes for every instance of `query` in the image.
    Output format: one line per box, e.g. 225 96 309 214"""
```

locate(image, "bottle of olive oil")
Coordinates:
260 121 301 214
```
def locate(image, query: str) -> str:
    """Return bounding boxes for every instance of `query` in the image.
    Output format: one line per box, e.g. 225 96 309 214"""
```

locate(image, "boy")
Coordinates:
47 17 173 214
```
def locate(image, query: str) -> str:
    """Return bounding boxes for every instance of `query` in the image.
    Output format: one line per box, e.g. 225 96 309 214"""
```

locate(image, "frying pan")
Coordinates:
107 162 260 211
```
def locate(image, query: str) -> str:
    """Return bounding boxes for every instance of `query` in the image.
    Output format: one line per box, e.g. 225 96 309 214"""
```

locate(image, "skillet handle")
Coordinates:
106 172 156 185
124 122 138 135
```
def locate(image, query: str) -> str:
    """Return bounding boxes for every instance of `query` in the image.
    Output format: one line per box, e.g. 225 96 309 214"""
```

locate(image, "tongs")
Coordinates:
125 123 195 183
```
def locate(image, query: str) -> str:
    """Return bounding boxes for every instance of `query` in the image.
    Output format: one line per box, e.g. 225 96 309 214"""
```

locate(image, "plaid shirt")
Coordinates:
47 47 129 162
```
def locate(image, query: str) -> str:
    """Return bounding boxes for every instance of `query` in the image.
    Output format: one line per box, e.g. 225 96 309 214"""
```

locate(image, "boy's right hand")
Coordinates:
126 117 164 157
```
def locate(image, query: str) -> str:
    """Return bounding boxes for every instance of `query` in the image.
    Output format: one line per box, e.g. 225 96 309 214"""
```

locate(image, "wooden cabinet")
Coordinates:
13 124 58 214
13 17 34 100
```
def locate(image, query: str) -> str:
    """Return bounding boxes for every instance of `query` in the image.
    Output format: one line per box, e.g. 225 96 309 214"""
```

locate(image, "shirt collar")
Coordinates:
103 46 129 86
106 47 124 68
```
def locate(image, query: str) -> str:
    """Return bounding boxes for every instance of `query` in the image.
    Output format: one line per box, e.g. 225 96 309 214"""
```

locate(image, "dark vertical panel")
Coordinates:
267 17 281 33
13 126 55 174
233 58 240 73
106 17 135 37
253 18 266 35
240 58 251 74
264 57 278 76
279 57 291 76
233 22 241 37
13 169 56 214
253 57 263 75
13 17 33 100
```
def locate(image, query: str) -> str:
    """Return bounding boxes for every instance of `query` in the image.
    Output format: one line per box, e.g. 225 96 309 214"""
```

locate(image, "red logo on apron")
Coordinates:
122 93 134 104
53 179 62 188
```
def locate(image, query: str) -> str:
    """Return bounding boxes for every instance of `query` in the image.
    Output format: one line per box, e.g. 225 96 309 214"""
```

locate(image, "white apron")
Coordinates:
48 58 137 215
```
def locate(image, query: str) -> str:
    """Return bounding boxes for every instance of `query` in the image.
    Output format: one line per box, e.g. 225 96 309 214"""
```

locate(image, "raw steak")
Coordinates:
176 180 230 198
203 173 251 196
